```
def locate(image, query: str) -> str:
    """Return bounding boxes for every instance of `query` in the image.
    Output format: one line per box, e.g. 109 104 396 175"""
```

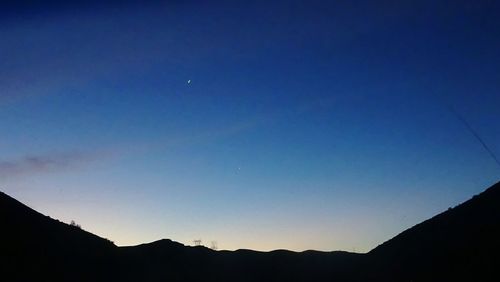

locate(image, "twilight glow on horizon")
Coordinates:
1 1 499 252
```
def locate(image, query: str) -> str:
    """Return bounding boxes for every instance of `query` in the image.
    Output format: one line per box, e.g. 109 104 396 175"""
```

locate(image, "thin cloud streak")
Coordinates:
118 96 340 157
0 96 336 181
0 150 109 179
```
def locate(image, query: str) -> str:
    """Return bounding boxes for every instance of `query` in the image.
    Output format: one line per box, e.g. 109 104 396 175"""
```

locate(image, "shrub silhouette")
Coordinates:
70 220 81 229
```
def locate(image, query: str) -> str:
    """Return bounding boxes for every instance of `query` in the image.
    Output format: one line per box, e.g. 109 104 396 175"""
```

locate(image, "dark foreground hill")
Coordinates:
367 180 500 281
1 181 500 281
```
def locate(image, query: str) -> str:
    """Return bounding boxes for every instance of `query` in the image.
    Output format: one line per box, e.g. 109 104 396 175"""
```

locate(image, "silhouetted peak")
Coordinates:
146 239 186 248
2 182 500 281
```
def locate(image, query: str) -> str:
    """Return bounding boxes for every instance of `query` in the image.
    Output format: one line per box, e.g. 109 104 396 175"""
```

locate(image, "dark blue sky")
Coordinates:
1 1 499 251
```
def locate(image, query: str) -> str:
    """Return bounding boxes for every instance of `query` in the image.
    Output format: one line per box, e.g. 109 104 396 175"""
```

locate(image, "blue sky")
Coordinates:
1 0 499 251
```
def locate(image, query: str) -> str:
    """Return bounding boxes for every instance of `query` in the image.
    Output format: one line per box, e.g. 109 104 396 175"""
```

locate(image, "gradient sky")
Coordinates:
1 0 499 252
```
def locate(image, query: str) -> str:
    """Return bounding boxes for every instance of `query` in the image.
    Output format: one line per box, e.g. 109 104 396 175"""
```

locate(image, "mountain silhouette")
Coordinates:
366 181 500 281
0 191 116 281
1 181 499 281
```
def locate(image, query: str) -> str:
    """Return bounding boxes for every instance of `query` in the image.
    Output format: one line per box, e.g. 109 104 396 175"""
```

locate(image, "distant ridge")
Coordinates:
1 181 499 281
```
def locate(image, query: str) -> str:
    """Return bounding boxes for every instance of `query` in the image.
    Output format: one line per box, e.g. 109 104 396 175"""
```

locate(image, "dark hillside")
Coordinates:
0 191 116 281
118 239 362 281
1 181 499 281
367 181 500 281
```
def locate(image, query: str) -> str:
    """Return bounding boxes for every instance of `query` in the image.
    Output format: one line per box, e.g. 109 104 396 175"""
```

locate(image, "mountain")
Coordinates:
117 239 361 282
0 191 116 281
0 190 360 282
365 181 500 281
1 181 500 281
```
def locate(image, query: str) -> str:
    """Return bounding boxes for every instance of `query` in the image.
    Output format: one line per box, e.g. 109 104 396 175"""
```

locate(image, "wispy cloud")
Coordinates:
0 96 336 179
125 96 340 156
0 150 107 179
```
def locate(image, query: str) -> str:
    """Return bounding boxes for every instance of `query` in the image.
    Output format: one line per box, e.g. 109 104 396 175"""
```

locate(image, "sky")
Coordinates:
1 0 499 252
